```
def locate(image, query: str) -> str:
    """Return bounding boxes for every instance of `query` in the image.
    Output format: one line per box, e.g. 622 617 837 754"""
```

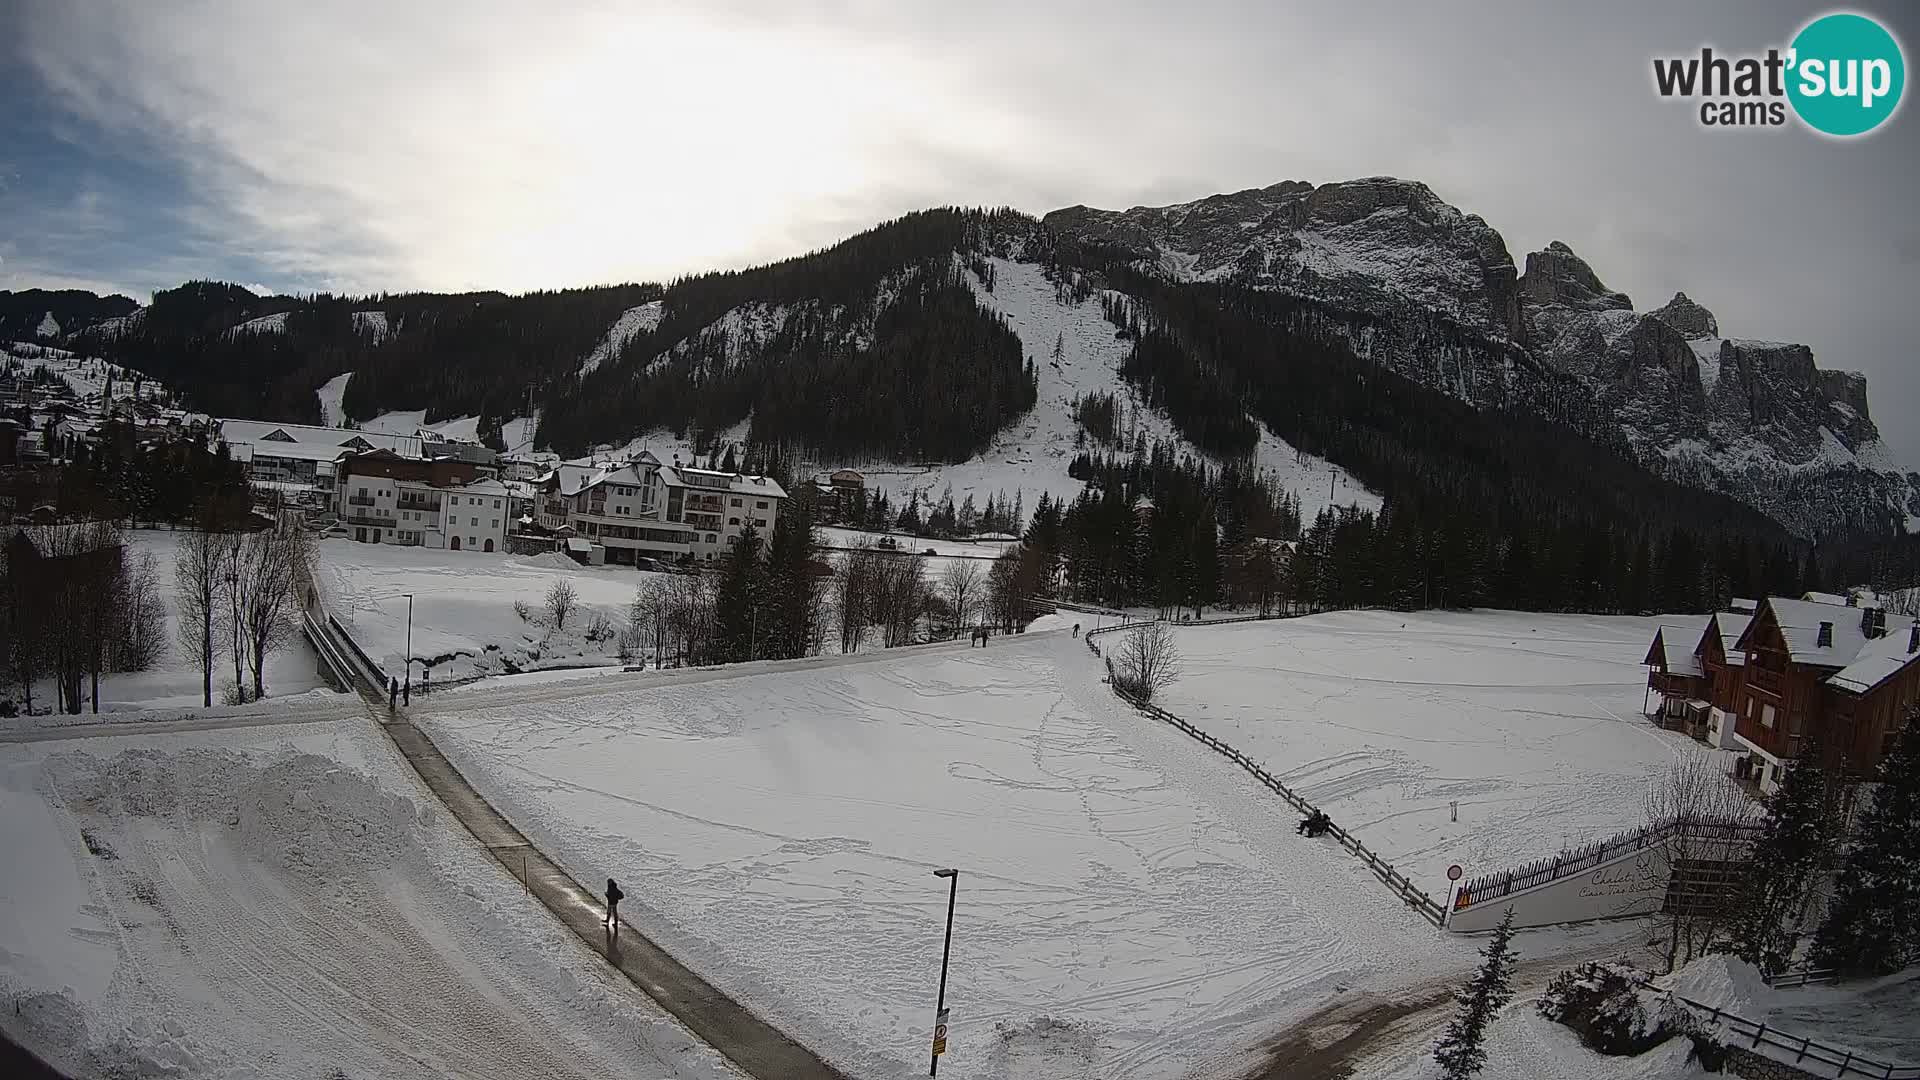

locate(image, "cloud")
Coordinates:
12 0 1920 463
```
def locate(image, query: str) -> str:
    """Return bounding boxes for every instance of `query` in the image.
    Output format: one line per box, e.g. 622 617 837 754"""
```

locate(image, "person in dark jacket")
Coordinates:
388 676 398 708
604 878 624 935
1297 810 1331 837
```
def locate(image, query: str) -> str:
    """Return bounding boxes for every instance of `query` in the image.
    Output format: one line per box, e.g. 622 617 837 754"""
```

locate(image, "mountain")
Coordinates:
26 181 1917 547
1042 177 1917 538
0 288 139 342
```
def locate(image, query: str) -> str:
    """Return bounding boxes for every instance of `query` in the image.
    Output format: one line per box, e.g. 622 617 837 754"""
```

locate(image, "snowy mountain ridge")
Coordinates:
1044 177 1918 537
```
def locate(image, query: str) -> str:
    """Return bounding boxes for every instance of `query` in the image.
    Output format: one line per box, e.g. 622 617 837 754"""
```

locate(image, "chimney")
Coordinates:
1816 621 1834 648
1862 607 1886 640
1845 592 1858 607
1910 621 1918 655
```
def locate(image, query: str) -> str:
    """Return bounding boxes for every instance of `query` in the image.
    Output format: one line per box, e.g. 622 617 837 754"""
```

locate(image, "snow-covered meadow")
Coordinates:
0 719 739 1080
1159 609 1714 893
412 629 1487 1079
312 539 670 683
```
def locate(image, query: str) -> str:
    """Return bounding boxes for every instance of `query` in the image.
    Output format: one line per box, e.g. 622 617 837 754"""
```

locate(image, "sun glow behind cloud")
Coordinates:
19 1 1023 293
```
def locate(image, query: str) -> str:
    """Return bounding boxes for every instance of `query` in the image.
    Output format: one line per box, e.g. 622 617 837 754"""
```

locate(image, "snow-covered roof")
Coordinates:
1710 613 1753 667
1654 624 1705 676
543 463 608 496
1729 598 1758 613
455 477 509 497
218 418 422 457
660 466 788 499
1765 598 1874 667
566 537 593 553
237 440 354 463
1826 625 1920 695
1800 588 1882 610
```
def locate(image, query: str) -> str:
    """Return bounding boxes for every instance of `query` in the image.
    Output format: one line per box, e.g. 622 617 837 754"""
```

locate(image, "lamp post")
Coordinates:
930 868 958 1076
402 592 414 696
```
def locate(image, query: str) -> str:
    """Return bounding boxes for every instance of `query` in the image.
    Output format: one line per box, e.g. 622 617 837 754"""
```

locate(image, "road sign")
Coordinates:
931 1007 950 1056
1447 864 1463 882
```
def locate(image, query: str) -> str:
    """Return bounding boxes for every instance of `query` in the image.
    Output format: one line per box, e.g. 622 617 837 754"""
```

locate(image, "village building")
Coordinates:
216 418 499 513
335 449 510 552
1645 592 1920 796
530 451 787 565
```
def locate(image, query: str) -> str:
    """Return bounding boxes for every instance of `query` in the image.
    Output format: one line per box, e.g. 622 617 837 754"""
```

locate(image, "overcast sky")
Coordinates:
3 1 1915 462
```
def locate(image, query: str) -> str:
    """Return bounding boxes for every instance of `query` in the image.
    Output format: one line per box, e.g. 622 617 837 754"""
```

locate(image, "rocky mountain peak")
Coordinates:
1518 241 1632 312
1648 292 1719 339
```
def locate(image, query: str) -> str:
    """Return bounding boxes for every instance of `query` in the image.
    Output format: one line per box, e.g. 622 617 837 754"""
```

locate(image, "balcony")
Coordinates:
1749 666 1784 695
346 511 395 527
397 498 442 513
347 494 377 507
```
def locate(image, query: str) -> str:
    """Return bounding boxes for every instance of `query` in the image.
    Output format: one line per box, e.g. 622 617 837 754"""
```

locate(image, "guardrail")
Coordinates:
1675 994 1919 1079
1083 619 1447 927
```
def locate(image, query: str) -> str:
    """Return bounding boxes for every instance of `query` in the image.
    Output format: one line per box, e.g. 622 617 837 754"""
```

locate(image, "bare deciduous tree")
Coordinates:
1114 621 1182 703
942 560 983 637
175 527 233 708
1645 754 1754 973
114 550 169 671
836 543 879 654
545 578 579 629
232 521 307 701
872 553 930 647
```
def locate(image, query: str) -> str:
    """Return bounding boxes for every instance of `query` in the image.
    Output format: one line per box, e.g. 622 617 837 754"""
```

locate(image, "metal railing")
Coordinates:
1455 817 1761 911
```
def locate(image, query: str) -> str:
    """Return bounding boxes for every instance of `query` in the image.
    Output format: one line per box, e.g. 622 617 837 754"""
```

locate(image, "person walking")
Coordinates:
401 677 410 706
388 676 398 708
1072 622 1081 638
604 878 624 936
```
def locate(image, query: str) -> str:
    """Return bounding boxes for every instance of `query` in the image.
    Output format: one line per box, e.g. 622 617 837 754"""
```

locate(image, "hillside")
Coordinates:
27 183 1917 551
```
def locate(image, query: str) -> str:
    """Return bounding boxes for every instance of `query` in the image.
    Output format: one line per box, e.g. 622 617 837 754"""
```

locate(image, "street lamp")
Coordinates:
930 868 958 1076
401 592 414 697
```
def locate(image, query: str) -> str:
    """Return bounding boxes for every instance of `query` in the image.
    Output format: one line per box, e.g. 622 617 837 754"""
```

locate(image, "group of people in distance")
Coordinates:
1295 809 1332 838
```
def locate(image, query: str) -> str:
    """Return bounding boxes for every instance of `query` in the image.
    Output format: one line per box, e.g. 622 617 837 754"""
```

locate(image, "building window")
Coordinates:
757 500 767 509
490 519 499 528
470 517 479 526
1761 704 1777 729
493 499 501 509
730 498 742 507
706 533 717 544
754 518 766 528
729 517 740 526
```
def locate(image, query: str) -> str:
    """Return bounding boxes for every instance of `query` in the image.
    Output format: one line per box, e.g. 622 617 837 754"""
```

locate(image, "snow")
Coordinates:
313 539 669 681
0 719 742 1080
830 256 1377 528
352 309 390 342
1365 1005 1706 1080
35 312 59 338
1687 337 1724 394
1157 609 1717 892
410 629 1502 1079
3 347 168 405
316 371 352 427
577 300 663 378
13 530 336 715
227 311 288 335
502 411 539 455
1656 955 1920 1069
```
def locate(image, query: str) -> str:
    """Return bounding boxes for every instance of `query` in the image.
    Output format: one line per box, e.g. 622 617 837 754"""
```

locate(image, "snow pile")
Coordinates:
4 719 743 1079
233 754 425 883
1661 954 1768 1016
577 300 663 377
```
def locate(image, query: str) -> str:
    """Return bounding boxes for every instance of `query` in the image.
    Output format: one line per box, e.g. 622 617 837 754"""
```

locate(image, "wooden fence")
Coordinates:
1676 995 1919 1079
1082 619 1448 927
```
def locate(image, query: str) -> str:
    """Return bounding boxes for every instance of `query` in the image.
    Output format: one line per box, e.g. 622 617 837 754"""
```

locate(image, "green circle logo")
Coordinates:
1787 12 1905 136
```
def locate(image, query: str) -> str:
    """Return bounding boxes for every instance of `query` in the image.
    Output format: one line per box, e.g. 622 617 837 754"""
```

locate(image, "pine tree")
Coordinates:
1725 732 1840 976
1810 708 1920 975
1434 909 1518 1080
714 525 761 662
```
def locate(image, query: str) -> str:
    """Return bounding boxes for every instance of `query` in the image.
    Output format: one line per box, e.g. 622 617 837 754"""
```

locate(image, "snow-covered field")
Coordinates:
313 539 668 682
0 719 739 1079
1159 610 1713 894
411 629 1505 1079
16 530 334 717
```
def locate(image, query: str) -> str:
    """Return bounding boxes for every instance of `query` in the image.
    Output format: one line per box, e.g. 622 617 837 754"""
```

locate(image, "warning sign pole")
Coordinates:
929 868 959 1075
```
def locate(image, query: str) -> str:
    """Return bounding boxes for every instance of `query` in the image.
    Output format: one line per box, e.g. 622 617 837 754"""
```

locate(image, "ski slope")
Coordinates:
412 629 1478 1079
0 719 739 1080
1159 610 1717 892
822 257 1377 524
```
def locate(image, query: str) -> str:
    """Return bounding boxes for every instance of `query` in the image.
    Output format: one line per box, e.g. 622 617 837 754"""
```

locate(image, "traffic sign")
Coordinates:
931 1008 950 1056
1447 864 1463 882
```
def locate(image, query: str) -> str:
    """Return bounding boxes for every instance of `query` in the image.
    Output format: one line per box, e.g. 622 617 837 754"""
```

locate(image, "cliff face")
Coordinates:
1045 179 1918 537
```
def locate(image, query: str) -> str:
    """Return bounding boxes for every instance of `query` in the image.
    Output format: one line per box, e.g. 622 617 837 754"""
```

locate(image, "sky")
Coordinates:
3 0 1916 462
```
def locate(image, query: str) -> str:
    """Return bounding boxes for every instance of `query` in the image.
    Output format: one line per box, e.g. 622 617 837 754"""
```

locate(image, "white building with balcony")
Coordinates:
533 451 786 565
